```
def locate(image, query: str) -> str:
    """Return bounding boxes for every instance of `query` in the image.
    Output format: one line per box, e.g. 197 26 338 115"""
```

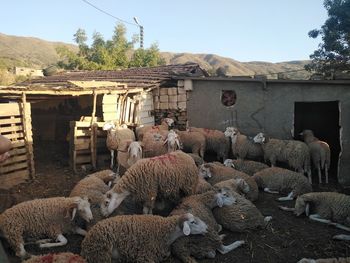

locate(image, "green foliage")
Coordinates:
305 0 350 75
57 23 164 70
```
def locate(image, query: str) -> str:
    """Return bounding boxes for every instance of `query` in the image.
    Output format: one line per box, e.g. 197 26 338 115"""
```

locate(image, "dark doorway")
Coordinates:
294 101 341 182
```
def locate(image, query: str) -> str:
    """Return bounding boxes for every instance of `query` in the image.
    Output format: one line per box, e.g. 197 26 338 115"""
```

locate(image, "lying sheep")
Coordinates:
213 179 272 232
252 167 312 201
224 127 263 160
117 140 143 175
103 122 136 169
188 127 229 161
298 257 350 263
253 132 312 183
300 129 331 184
175 129 206 158
195 176 214 194
23 252 85 263
279 192 350 240
142 130 180 158
136 117 174 141
101 150 199 216
170 188 245 262
0 197 92 259
81 213 208 263
199 162 259 201
224 158 269 176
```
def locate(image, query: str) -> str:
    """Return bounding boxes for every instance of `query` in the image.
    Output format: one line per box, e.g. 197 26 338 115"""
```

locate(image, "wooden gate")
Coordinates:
0 103 34 189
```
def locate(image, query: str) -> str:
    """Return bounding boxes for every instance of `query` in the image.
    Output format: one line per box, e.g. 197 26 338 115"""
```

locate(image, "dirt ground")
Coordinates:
1 143 350 263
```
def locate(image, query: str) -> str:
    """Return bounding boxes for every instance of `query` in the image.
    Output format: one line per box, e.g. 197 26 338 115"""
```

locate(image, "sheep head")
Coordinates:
127 141 143 166
178 213 208 236
69 197 93 222
198 164 212 178
224 127 240 144
163 130 181 152
103 121 116 131
223 159 235 168
101 189 130 216
163 118 174 128
253 132 266 144
294 196 310 216
214 187 236 207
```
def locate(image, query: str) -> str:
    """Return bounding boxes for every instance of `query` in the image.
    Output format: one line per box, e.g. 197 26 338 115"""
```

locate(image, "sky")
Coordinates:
1 0 328 63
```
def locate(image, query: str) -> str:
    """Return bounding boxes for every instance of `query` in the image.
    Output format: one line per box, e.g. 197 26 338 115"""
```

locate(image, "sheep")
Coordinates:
186 153 205 167
300 129 331 184
279 192 350 240
199 162 259 201
175 129 206 158
170 188 245 262
213 179 272 232
80 213 208 263
253 132 312 183
135 117 174 141
0 197 92 259
188 127 229 161
252 167 312 201
116 140 143 175
101 150 199 216
102 122 135 169
298 257 350 263
195 176 214 194
224 158 269 176
142 130 181 158
224 127 264 161
23 252 85 263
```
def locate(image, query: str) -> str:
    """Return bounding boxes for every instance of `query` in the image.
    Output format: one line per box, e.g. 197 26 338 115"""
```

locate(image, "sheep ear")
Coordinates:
182 221 191 236
66 203 78 221
305 203 310 216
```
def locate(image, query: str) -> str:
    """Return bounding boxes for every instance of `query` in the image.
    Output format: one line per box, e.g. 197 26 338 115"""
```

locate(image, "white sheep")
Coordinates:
224 158 269 176
298 257 350 263
253 132 312 183
188 127 230 161
252 167 312 201
142 130 181 158
101 150 199 216
279 192 350 240
175 129 206 158
224 127 264 161
135 117 174 140
0 197 93 259
81 213 208 263
117 140 143 175
300 129 331 184
102 122 136 169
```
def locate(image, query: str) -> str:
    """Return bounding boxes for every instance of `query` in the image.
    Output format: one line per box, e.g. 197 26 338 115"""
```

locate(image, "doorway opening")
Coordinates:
294 101 341 182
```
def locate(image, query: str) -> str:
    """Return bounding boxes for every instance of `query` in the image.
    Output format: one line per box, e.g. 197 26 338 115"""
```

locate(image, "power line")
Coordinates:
81 0 138 27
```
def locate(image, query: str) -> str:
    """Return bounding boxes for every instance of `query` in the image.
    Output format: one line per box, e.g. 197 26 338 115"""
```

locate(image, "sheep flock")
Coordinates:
1 119 348 263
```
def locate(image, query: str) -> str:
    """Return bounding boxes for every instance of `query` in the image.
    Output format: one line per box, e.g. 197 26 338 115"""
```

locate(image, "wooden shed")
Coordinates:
0 63 207 188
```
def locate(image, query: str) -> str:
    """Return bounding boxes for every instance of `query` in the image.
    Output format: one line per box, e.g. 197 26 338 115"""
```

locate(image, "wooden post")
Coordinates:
90 90 97 170
21 92 35 179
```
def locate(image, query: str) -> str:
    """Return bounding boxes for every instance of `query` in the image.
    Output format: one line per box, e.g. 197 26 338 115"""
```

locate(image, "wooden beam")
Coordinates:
68 81 127 88
90 90 97 170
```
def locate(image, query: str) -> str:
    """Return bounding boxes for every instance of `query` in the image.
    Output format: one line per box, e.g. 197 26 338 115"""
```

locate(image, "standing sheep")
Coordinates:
142 130 181 158
117 140 143 175
188 127 229 161
135 117 174 141
0 197 93 259
101 150 199 216
170 188 245 262
252 167 312 201
253 132 312 183
224 127 264 161
300 129 331 184
81 213 208 263
224 158 269 176
103 122 136 169
199 162 259 201
175 129 206 158
279 192 350 240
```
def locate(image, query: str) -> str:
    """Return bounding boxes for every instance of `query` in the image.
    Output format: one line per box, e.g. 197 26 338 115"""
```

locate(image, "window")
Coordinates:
221 90 236 107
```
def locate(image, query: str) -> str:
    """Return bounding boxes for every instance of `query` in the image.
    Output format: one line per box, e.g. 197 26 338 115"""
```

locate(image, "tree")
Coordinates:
305 0 350 76
57 23 165 70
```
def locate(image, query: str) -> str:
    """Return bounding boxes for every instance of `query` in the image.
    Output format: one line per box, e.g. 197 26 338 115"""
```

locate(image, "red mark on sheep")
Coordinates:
40 254 54 263
150 154 177 164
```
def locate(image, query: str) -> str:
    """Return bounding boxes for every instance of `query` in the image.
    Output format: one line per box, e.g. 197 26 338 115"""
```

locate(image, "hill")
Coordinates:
0 33 310 79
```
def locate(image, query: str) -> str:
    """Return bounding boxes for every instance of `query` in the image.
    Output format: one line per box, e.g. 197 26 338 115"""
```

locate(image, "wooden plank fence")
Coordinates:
0 103 34 189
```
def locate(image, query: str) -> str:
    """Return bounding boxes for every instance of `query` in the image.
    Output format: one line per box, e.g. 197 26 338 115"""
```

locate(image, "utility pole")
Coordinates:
133 17 144 49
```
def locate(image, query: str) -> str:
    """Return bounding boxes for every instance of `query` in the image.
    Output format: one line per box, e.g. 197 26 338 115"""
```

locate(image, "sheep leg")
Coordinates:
264 188 279 194
142 206 153 214
333 234 350 241
317 166 322 184
217 240 245 254
17 243 31 259
25 238 52 245
39 234 67 248
278 205 295 212
75 227 87 236
325 165 329 184
277 191 294 201
309 214 334 225
332 223 350 232
110 150 114 169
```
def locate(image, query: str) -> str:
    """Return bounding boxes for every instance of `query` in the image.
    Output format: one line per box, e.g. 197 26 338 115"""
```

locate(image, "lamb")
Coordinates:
116 140 143 175
213 179 272 232
23 252 85 263
300 129 331 184
142 130 181 158
188 127 229 161
298 257 350 263
279 192 350 240
224 127 264 161
199 162 259 201
170 188 245 262
101 150 199 216
253 132 312 183
103 122 136 169
0 197 92 259
224 158 269 176
175 129 206 158
80 213 208 263
252 167 312 201
135 117 174 141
